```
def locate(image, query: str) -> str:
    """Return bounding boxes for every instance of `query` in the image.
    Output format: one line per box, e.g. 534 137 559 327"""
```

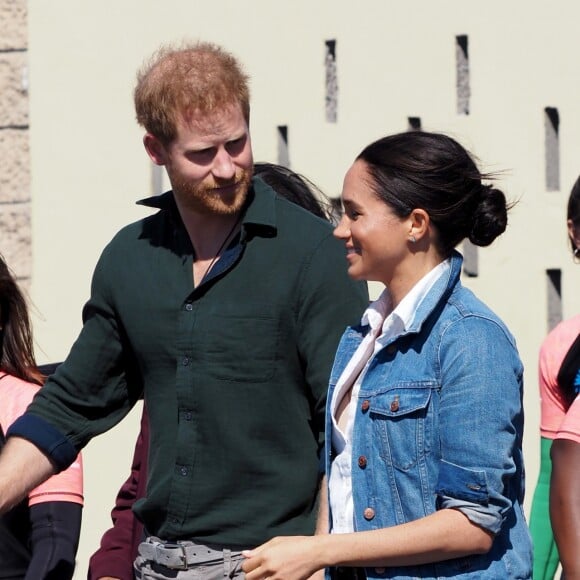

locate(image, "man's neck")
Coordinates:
178 206 242 261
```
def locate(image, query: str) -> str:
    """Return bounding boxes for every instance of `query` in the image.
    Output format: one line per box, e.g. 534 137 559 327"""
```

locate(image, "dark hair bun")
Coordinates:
469 185 508 247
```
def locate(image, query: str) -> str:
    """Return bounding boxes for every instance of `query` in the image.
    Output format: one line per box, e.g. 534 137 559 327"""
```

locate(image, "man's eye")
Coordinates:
188 149 215 162
226 136 247 155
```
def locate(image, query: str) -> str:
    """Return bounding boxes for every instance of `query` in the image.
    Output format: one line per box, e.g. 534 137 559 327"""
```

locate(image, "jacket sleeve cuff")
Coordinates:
437 495 502 534
6 414 78 472
436 459 504 534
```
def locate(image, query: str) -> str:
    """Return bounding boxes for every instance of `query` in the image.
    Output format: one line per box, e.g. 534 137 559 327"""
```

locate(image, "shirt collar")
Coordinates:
135 176 279 237
360 258 451 335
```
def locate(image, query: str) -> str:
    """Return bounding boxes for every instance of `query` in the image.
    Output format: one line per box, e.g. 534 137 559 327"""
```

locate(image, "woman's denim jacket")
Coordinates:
325 252 532 579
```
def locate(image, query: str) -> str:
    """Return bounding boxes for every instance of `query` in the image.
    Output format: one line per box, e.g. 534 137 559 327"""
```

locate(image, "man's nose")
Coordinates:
212 147 235 180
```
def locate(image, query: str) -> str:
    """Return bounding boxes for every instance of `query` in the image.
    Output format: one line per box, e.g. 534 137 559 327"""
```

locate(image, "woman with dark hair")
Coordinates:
529 176 580 579
243 131 532 579
0 255 83 580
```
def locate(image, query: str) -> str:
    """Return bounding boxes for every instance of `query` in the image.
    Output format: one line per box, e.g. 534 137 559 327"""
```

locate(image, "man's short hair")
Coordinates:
134 41 250 145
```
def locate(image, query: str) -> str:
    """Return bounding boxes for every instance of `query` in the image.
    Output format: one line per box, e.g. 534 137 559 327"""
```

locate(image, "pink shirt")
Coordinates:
556 394 580 443
0 373 84 506
539 315 580 443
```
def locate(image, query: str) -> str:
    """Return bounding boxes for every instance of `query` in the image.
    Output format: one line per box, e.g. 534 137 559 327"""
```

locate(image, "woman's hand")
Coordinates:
242 536 324 580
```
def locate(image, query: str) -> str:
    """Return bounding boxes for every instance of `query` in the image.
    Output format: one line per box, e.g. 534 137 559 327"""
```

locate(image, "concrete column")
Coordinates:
0 0 30 284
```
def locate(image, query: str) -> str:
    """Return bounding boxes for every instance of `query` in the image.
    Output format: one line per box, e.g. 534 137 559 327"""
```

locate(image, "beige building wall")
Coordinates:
0 0 30 283
11 0 580 577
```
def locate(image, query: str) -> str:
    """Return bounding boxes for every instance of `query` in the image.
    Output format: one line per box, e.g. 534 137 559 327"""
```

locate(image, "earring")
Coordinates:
409 235 416 243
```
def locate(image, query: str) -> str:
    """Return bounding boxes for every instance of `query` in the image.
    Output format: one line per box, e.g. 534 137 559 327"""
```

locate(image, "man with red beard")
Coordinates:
0 42 367 579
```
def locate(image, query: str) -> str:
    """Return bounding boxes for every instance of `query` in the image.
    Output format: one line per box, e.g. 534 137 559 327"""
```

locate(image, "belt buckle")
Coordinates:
158 542 189 571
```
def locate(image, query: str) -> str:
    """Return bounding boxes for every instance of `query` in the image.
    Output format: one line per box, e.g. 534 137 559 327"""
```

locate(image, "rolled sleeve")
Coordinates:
436 314 524 535
6 413 78 471
436 459 502 533
23 241 141 458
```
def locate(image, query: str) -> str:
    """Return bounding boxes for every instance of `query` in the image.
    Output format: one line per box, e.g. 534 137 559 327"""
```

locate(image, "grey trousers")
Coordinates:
134 537 246 579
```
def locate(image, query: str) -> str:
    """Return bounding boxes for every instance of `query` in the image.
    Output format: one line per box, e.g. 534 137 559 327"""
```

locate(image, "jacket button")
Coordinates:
363 507 375 520
361 400 370 412
390 399 399 412
358 455 367 468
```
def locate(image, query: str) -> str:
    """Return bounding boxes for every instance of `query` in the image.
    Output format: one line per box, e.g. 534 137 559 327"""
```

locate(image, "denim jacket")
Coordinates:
325 252 532 579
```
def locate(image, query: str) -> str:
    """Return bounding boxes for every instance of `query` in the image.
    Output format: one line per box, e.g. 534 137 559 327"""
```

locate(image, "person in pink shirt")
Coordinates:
549 177 580 580
0 254 83 580
530 176 580 579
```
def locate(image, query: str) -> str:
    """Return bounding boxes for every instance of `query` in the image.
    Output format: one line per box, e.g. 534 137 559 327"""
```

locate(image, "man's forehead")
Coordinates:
179 102 244 131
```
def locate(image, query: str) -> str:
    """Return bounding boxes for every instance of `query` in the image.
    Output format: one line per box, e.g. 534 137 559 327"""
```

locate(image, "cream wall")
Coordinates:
26 1 580 577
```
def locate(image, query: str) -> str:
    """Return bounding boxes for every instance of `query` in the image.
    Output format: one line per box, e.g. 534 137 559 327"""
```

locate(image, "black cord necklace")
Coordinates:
199 214 242 283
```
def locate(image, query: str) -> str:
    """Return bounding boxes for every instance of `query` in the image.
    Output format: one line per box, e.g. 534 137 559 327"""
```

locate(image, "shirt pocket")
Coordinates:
203 313 279 383
368 381 436 471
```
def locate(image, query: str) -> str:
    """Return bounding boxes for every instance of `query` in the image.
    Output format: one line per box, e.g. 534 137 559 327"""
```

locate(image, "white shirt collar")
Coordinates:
361 258 451 338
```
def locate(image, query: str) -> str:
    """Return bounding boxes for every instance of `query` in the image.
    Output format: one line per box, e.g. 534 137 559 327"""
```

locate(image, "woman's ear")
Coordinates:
568 219 580 252
408 208 430 242
143 133 168 166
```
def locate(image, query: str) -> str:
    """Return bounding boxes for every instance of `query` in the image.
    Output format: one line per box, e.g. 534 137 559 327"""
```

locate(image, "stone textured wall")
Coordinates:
0 0 29 283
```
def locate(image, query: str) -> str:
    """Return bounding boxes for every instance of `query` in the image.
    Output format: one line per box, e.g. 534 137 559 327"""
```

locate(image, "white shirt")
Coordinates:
329 259 450 533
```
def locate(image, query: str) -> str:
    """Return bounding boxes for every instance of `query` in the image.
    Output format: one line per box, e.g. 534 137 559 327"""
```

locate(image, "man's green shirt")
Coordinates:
15 177 368 546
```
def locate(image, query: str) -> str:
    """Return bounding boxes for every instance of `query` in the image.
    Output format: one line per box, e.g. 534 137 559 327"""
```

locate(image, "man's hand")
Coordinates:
242 536 324 580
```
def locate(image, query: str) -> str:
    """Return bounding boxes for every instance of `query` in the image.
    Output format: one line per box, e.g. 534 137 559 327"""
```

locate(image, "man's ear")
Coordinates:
143 133 168 166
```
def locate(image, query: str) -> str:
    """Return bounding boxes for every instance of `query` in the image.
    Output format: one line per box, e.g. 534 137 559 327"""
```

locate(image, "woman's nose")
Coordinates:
333 216 350 240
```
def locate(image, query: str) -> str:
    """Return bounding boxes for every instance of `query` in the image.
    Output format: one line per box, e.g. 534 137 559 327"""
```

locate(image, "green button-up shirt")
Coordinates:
16 177 368 546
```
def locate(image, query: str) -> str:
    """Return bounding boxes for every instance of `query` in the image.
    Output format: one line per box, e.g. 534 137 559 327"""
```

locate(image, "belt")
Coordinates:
138 537 233 571
333 567 367 580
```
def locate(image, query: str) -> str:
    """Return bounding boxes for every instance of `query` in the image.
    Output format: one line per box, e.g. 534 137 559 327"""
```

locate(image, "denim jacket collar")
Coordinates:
400 250 462 337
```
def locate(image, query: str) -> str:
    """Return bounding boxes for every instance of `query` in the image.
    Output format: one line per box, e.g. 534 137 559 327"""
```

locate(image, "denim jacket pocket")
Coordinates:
368 381 436 471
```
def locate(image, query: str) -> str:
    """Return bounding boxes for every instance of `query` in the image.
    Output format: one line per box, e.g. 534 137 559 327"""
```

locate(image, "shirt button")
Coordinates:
363 507 375 520
182 357 190 366
358 456 367 468
185 303 193 311
361 400 370 412
390 399 400 412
